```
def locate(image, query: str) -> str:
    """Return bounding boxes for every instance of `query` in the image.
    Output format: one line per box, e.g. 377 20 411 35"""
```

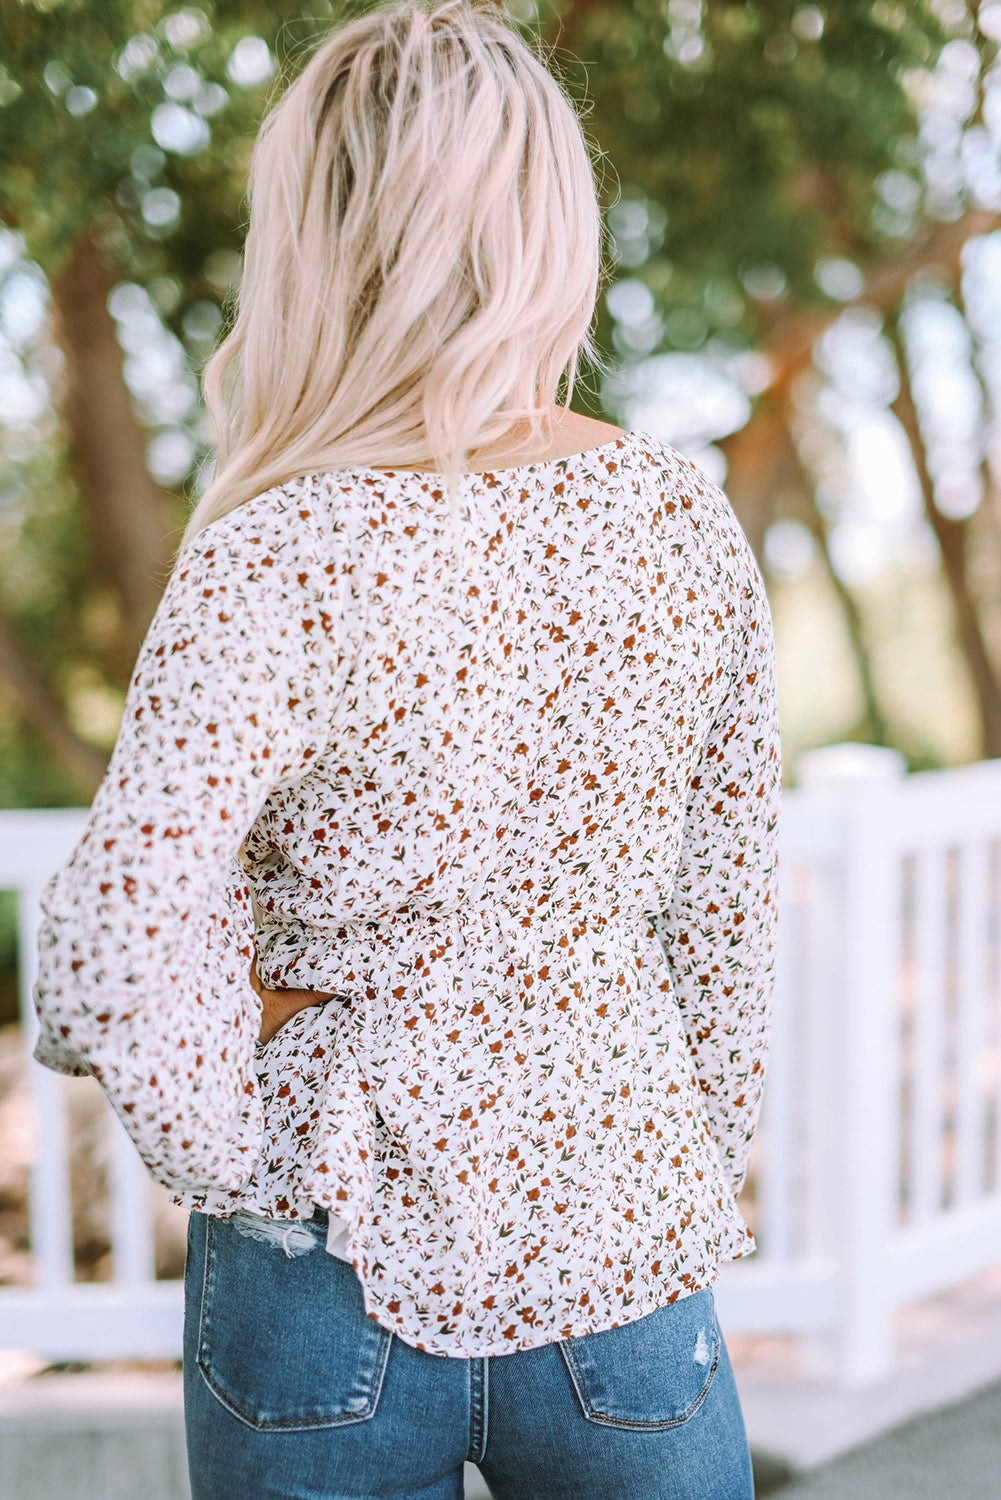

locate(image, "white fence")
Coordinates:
1 742 1000 1387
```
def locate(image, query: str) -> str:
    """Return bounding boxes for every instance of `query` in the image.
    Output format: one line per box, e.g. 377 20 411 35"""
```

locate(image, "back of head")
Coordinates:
182 0 606 555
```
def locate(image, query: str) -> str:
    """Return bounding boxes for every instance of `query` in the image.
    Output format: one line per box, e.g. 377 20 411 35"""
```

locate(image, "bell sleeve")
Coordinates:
30 500 331 1194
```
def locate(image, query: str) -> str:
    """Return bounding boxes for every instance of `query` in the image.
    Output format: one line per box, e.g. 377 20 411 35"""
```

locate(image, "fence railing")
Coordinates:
1 742 1000 1386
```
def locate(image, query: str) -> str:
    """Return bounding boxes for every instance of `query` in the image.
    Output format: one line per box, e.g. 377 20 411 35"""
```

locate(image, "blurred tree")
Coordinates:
2 0 999 835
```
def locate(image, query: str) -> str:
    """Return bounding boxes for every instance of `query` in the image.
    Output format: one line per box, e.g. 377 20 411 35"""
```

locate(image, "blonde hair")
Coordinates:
179 0 607 565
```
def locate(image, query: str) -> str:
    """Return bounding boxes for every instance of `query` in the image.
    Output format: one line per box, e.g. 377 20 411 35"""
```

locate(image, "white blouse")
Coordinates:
31 429 782 1358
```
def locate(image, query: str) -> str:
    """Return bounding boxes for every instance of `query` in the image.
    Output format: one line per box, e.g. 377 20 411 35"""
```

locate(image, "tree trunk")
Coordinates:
716 393 787 562
888 314 1001 758
47 226 178 658
778 409 892 746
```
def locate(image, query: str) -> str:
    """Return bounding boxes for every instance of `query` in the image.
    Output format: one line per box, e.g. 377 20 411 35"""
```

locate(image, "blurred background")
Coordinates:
1 2 1001 1497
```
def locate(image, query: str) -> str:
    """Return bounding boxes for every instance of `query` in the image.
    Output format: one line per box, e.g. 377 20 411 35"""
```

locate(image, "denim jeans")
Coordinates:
182 1204 755 1500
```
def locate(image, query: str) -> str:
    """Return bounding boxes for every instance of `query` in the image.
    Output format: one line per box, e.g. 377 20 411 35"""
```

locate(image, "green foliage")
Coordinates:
0 2 329 315
0 2 947 346
551 0 946 348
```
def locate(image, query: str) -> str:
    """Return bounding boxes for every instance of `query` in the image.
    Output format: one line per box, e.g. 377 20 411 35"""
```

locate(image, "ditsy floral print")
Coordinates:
32 430 782 1358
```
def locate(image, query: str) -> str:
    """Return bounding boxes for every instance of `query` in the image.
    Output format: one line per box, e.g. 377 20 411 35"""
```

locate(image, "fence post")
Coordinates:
17 881 77 1298
794 742 907 1386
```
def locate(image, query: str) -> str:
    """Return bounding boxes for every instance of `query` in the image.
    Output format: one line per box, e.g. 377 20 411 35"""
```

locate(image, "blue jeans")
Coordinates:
183 1205 755 1499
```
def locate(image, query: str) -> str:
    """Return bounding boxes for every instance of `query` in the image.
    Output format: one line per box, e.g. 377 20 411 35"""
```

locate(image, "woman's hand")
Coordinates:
249 953 335 1046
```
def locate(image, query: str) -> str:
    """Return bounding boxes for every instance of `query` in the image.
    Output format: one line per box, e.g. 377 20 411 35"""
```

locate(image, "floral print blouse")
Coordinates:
31 430 782 1358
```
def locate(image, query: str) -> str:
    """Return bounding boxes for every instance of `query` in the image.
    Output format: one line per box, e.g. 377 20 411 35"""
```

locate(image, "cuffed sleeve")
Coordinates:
31 498 332 1193
651 533 783 1201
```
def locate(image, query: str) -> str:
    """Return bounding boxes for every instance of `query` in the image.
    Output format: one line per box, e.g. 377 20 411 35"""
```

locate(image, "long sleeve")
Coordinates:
31 496 334 1194
650 534 783 1202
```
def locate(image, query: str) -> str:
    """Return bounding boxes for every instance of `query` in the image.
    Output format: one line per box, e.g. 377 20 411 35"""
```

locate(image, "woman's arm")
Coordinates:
651 543 783 1202
31 497 335 1193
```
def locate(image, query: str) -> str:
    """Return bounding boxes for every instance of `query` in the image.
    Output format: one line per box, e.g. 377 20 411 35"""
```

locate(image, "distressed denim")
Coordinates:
182 1205 755 1500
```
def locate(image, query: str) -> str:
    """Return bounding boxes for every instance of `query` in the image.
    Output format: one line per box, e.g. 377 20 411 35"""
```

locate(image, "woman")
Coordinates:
31 2 782 1496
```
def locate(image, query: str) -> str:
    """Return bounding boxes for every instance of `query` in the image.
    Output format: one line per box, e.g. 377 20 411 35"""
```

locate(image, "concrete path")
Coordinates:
0 1371 190 1500
756 1378 1001 1499
729 1258 1001 1477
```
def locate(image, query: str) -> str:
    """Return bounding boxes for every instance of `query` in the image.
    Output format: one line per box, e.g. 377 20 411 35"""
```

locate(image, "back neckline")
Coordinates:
330 431 636 482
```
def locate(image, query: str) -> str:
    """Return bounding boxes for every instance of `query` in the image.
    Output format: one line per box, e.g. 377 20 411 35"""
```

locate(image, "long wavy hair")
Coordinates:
178 0 608 564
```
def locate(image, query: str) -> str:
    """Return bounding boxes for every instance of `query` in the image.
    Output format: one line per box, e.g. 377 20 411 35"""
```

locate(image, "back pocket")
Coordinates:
558 1285 720 1430
196 1211 392 1431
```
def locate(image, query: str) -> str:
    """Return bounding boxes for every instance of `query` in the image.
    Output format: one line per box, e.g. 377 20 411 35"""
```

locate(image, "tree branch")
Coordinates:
753 209 1001 401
